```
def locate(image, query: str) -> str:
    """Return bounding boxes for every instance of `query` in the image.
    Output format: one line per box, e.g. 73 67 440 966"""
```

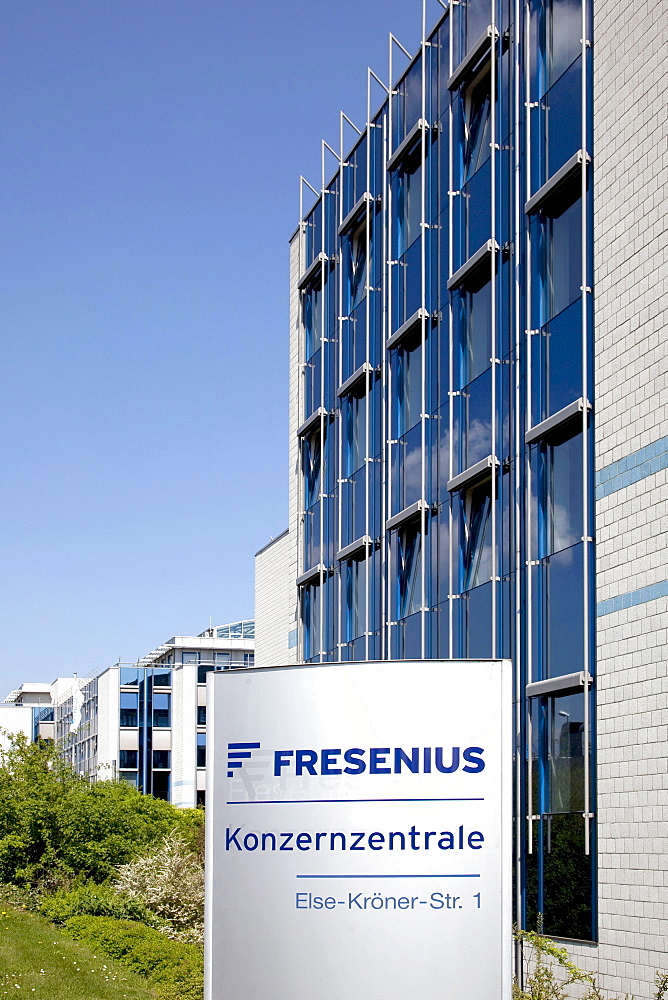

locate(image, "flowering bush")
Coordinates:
115 831 204 946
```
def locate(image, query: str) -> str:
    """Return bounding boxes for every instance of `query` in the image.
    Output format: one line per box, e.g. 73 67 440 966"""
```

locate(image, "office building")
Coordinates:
276 0 667 992
54 621 255 807
3 677 84 742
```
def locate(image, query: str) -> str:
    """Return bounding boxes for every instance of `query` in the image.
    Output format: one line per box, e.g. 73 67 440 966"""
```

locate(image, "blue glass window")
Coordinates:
532 193 582 326
303 200 322 270
397 523 422 620
120 667 139 686
462 72 491 182
530 0 582 100
391 421 423 515
392 337 422 438
302 581 321 661
342 135 367 218
197 733 206 769
302 427 322 510
152 667 171 687
303 284 322 361
119 692 138 728
119 749 138 769
197 663 214 683
531 428 583 559
454 0 492 65
345 221 369 314
215 651 231 667
153 750 171 769
393 57 423 147
528 686 592 938
182 651 198 664
456 274 492 388
152 692 171 728
530 299 582 425
530 57 582 192
461 479 493 591
393 152 422 258
197 706 206 725
342 391 366 479
342 555 366 645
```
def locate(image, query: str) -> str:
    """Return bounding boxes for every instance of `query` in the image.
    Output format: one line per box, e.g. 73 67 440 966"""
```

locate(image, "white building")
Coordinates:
0 704 34 754
55 621 255 808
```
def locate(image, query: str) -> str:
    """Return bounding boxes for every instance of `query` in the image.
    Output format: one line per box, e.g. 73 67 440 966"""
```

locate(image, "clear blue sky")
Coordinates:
0 0 427 689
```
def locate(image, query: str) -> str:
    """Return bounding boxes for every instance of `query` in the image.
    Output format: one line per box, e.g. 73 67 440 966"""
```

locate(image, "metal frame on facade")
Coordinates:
294 0 595 942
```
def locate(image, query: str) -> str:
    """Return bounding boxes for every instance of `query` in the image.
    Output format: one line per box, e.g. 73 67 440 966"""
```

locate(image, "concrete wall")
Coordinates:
0 705 33 753
568 0 668 992
255 529 298 667
96 667 120 779
171 663 198 808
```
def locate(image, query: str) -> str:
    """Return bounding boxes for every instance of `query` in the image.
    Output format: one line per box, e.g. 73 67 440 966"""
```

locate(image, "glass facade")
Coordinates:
296 0 594 940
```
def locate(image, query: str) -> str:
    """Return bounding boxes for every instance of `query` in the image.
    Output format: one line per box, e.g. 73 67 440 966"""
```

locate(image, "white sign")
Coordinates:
205 659 511 1000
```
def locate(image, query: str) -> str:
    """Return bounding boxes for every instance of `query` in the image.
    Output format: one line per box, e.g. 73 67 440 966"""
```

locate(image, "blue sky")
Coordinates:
0 0 428 689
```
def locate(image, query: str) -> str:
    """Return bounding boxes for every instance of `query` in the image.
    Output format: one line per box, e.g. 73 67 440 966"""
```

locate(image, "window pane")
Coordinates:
197 733 206 769
303 499 321 571
342 392 365 478
347 222 369 313
153 750 171 769
547 690 585 813
342 556 367 644
303 428 322 509
462 480 493 591
397 524 422 620
455 367 492 473
304 346 322 418
462 580 493 658
463 73 491 182
546 541 584 677
119 750 138 769
152 667 171 687
182 651 198 664
531 299 582 424
151 771 170 801
549 429 582 554
547 0 581 91
393 609 422 659
197 663 213 683
543 196 582 322
393 339 422 437
302 583 321 660
153 692 171 728
456 277 492 389
391 421 423 515
303 284 322 360
541 813 592 940
120 667 139 686
119 692 138 728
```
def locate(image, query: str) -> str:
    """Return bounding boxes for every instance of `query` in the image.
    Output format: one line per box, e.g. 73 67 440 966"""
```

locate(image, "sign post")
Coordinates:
205 659 511 1000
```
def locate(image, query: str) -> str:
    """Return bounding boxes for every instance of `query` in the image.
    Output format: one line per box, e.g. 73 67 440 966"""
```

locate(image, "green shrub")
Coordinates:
38 883 160 927
65 915 203 1000
0 734 203 887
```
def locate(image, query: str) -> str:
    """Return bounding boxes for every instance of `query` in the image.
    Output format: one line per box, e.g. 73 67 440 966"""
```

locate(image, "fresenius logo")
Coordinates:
226 742 485 778
227 742 261 777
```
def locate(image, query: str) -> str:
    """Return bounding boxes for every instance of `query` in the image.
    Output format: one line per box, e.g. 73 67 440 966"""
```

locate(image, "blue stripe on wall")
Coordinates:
597 580 668 617
596 435 668 499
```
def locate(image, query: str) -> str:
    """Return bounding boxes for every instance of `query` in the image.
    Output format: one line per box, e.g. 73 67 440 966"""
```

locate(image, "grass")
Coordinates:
0 904 157 1000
